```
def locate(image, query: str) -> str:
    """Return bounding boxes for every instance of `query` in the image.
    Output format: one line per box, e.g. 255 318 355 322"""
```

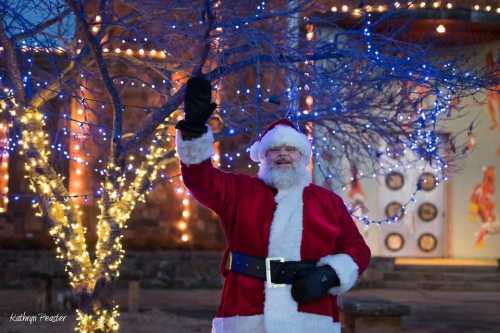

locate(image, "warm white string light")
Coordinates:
324 2 500 15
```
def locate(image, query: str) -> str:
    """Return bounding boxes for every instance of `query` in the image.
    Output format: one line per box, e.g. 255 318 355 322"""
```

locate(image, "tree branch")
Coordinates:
0 21 27 103
65 0 125 163
192 0 216 77
12 8 72 41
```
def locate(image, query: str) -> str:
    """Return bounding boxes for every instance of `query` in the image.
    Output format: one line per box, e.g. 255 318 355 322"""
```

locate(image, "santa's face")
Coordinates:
264 145 302 170
258 145 309 190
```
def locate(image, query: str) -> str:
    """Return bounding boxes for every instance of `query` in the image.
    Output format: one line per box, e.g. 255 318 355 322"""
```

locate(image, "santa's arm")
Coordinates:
175 127 239 221
317 196 371 295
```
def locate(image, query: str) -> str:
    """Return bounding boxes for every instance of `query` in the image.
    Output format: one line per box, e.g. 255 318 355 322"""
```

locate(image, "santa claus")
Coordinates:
175 77 371 333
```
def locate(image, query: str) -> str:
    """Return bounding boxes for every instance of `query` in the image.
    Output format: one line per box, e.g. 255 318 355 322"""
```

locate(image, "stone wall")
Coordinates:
0 250 384 290
0 250 225 289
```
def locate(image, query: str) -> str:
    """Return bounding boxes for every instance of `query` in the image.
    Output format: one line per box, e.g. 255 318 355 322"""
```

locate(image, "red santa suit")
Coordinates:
175 120 371 333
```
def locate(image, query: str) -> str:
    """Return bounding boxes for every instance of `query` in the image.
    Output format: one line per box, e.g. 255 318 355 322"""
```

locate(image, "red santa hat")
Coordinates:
249 118 312 165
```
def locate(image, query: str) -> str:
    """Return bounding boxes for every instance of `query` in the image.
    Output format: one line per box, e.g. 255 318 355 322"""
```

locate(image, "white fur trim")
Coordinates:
175 126 214 166
317 254 359 295
264 183 304 332
212 314 265 333
261 180 339 333
211 314 340 333
249 141 260 162
249 124 311 165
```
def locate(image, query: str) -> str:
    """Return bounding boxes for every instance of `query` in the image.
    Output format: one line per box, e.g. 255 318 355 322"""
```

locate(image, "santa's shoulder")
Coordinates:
306 183 344 204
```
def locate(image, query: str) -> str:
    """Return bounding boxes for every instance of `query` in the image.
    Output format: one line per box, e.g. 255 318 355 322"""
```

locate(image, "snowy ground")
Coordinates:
1 289 499 332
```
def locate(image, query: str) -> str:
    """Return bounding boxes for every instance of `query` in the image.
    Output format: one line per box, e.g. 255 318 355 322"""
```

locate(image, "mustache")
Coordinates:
275 157 293 162
274 159 293 165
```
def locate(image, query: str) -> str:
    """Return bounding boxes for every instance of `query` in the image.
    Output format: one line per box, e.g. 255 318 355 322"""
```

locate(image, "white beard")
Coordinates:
258 160 311 190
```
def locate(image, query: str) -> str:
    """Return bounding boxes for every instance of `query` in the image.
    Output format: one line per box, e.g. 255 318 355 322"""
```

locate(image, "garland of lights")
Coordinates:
303 8 452 226
0 91 182 332
72 120 179 332
329 1 500 14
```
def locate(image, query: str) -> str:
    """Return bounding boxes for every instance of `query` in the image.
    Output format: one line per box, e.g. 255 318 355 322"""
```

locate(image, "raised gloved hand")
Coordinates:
291 265 340 304
175 76 217 139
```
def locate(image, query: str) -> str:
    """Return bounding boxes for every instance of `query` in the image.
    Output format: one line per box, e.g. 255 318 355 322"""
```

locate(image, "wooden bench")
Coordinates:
340 297 411 333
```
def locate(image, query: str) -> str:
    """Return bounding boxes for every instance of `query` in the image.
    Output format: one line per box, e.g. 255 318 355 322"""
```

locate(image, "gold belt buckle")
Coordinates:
226 252 233 270
265 257 286 288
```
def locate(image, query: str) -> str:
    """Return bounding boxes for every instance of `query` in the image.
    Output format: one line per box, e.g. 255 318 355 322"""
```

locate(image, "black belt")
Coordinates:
225 251 317 287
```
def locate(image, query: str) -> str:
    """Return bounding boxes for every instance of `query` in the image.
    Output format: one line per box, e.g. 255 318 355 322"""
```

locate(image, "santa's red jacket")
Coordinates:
176 128 371 333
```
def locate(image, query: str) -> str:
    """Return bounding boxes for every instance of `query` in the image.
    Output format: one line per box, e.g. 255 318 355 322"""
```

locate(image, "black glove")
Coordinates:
291 265 340 304
175 76 217 138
